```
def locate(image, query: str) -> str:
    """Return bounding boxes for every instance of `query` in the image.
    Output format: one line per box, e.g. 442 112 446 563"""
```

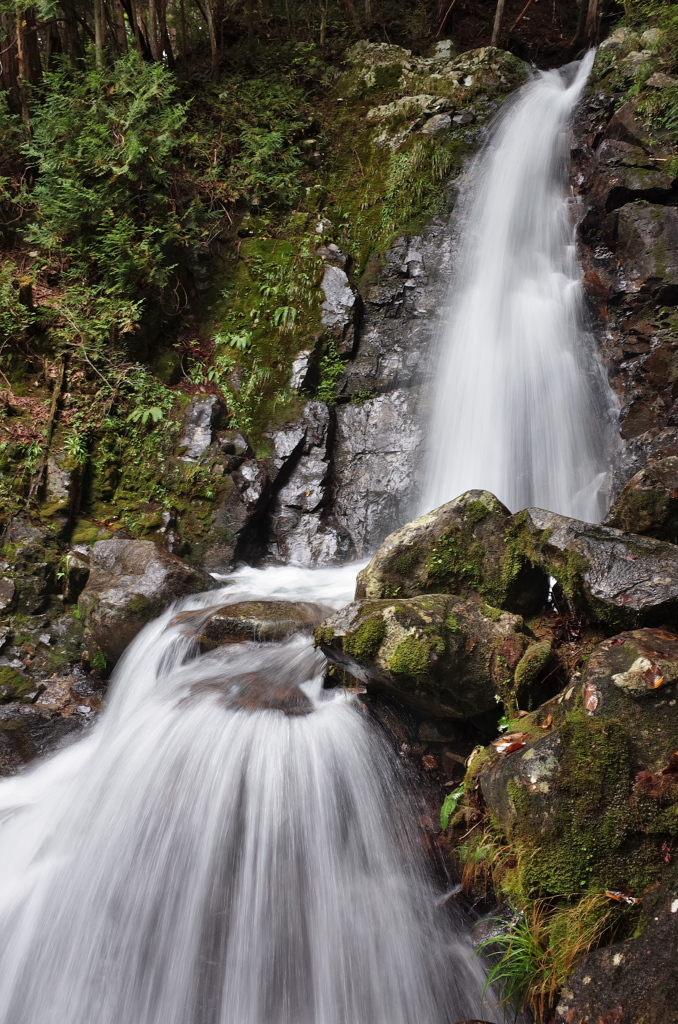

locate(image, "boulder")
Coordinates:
355 491 548 616
187 600 329 649
521 507 678 629
477 628 678 899
316 592 542 720
607 202 678 306
604 457 678 542
78 539 214 664
556 861 678 1024
320 264 360 355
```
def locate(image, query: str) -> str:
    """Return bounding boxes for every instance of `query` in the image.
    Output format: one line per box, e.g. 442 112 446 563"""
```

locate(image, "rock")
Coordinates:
646 70 678 88
204 461 273 569
289 349 314 390
331 389 431 559
556 862 678 1024
0 578 15 613
421 113 451 133
478 627 678 900
320 264 360 355
608 203 678 305
599 27 639 52
355 491 548 616
604 457 678 542
179 394 225 461
0 697 93 776
316 591 535 720
267 401 346 565
522 507 678 629
78 539 214 664
64 548 90 603
45 455 73 508
189 675 313 716
191 600 329 648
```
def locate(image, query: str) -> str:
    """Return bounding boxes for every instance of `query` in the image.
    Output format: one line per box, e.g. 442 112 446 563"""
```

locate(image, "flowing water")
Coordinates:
0 565 496 1024
423 52 617 522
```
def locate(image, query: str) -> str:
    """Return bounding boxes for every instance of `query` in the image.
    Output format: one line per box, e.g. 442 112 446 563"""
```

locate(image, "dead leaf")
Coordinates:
662 841 672 864
644 663 665 689
584 680 600 713
422 755 437 770
605 890 641 905
662 751 678 775
491 731 528 747
599 1005 623 1024
541 714 553 729
517 709 530 718
610 637 626 647
494 739 526 755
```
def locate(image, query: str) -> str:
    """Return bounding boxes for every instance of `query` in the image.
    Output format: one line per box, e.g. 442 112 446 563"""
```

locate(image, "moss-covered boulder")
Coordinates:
315 592 549 720
78 538 214 665
184 600 329 649
605 457 678 542
477 628 678 901
520 507 678 630
355 490 548 615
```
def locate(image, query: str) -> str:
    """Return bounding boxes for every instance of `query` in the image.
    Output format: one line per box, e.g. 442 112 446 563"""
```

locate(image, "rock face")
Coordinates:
604 456 678 541
316 592 538 720
78 539 214 664
179 394 225 461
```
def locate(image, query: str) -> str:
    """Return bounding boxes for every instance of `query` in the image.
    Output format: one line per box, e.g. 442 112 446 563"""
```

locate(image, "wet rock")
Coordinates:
0 578 15 612
45 455 73 508
355 491 548 616
478 627 678 899
421 113 451 133
332 389 430 559
604 457 678 542
267 401 346 565
194 600 329 648
79 539 214 664
64 548 90 603
522 507 678 629
316 592 533 720
556 861 678 1024
608 203 678 305
289 349 315 390
204 461 273 570
179 394 225 460
0 695 93 776
190 675 314 716
320 264 360 355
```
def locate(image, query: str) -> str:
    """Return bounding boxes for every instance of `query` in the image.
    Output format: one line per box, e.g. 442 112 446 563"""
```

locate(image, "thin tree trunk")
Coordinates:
15 8 31 133
319 0 328 46
491 0 506 46
110 0 129 54
94 0 105 68
180 0 187 57
585 0 599 46
147 0 162 59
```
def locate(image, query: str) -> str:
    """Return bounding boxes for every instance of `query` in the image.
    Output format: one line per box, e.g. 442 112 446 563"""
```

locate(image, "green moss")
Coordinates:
514 639 552 691
342 616 386 661
0 666 33 703
445 613 459 632
126 593 158 616
425 527 485 591
388 634 433 676
313 625 335 648
466 499 490 525
481 603 503 622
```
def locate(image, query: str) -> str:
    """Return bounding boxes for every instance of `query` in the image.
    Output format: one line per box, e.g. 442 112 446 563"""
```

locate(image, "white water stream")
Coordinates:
423 52 617 522
0 566 496 1024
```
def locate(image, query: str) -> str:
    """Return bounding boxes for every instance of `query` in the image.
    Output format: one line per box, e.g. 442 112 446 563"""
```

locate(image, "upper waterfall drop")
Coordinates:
422 52 617 523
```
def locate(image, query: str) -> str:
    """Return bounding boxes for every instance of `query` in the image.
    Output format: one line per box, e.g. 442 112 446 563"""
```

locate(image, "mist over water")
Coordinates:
423 52 617 522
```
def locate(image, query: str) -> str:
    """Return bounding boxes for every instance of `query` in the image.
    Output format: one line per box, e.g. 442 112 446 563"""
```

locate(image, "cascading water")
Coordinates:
423 52 617 522
0 565 497 1024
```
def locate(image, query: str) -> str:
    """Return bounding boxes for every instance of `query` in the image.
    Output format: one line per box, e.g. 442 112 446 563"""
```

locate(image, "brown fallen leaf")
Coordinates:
494 739 526 755
662 751 678 775
541 714 553 729
644 663 665 690
422 755 437 770
609 637 626 647
583 680 600 713
599 1007 623 1024
516 709 530 718
605 890 641 905
491 731 528 747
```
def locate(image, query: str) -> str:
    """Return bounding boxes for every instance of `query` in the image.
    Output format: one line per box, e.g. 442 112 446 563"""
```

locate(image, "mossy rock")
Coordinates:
0 666 34 704
316 591 547 720
605 457 678 543
478 627 678 901
355 490 548 616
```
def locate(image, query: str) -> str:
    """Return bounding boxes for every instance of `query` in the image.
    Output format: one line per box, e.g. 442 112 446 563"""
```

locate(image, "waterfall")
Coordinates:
423 52 617 522
0 565 496 1024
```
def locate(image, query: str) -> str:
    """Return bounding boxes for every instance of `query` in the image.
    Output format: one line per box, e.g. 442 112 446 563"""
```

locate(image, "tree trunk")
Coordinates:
319 0 328 46
15 8 31 133
491 0 506 46
147 0 162 59
94 0 105 68
110 0 129 54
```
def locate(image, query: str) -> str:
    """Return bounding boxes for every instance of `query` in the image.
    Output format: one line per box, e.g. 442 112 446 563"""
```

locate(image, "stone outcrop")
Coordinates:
78 538 214 664
188 600 329 648
604 456 678 542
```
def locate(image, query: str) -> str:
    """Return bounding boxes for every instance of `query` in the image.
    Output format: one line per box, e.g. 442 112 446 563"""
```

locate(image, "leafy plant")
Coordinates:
440 784 465 829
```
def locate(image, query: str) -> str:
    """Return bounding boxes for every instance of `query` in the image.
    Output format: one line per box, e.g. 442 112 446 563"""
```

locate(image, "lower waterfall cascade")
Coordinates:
422 51 617 523
0 566 496 1024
